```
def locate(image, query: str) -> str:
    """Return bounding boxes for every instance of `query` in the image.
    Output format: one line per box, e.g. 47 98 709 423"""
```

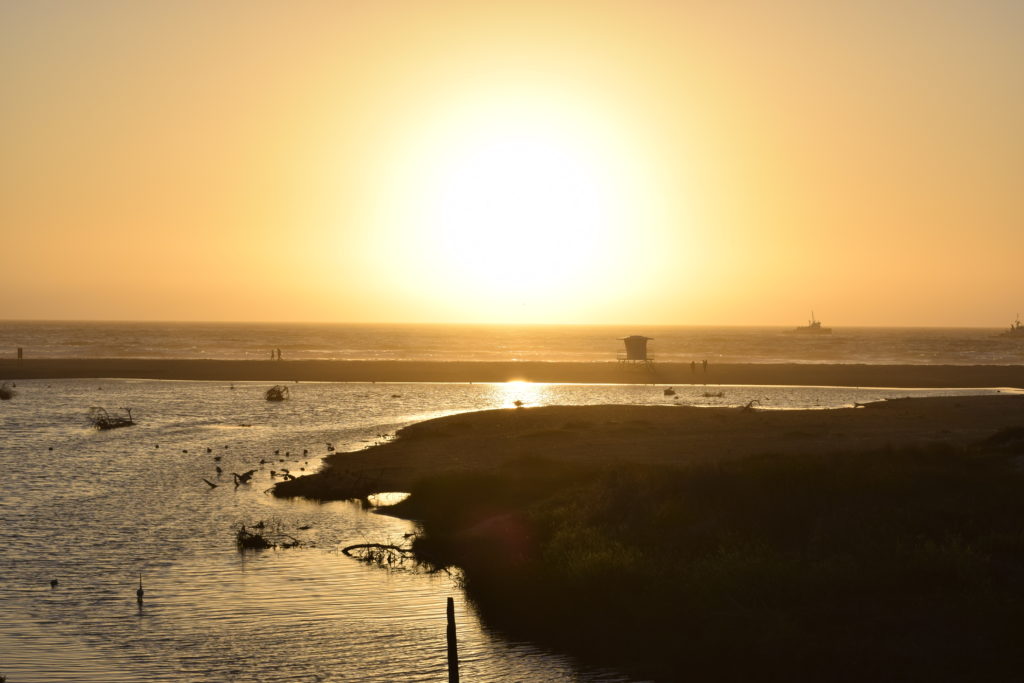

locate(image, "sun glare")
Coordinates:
368 89 667 320
428 125 616 294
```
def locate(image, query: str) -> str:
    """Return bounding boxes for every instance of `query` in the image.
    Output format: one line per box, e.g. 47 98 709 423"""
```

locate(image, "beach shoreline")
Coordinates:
3 358 1024 388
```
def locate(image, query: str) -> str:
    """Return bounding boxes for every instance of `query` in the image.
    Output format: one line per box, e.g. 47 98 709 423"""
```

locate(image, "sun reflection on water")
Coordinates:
493 380 548 409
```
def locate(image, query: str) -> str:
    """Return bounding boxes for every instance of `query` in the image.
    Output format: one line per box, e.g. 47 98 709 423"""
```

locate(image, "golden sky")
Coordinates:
2 0 1021 326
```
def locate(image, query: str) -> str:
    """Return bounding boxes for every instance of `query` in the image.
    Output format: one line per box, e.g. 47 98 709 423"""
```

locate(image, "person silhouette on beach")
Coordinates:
691 360 696 373
703 359 708 372
276 348 282 361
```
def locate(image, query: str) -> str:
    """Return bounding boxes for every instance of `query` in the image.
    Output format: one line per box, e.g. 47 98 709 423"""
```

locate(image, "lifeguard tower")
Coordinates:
618 335 654 365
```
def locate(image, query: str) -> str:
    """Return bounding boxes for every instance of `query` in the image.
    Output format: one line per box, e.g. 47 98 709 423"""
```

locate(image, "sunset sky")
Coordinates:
2 0 1021 326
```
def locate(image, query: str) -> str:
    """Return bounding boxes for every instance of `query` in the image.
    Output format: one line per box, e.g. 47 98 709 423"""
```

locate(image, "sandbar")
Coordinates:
3 358 1024 388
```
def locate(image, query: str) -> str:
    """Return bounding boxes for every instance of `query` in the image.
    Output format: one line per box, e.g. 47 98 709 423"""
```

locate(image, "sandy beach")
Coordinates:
3 358 1024 388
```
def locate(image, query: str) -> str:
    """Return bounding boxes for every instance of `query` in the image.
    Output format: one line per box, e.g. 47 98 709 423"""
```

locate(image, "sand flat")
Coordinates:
275 394 1024 499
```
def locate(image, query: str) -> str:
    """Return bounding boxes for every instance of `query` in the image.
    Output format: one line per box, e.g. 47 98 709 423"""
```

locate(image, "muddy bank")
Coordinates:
274 394 1024 500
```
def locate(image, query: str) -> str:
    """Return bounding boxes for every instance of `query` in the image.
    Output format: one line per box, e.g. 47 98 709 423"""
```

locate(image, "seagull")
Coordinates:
202 478 219 489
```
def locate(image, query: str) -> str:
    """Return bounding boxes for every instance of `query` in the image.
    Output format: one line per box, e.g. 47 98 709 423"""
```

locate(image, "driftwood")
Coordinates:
342 542 417 567
88 407 134 429
235 521 302 550
265 385 290 401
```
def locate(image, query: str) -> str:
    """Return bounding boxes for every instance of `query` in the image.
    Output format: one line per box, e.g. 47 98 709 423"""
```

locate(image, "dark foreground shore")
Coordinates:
3 357 1024 387
277 395 1024 682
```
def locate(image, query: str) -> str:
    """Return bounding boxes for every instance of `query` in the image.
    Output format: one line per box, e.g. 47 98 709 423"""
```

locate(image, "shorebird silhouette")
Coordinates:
233 469 257 486
50 579 58 588
215 465 223 475
137 572 144 602
202 478 218 489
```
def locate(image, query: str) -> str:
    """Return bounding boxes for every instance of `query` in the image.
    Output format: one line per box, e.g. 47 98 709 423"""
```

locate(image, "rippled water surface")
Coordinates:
0 380 1013 681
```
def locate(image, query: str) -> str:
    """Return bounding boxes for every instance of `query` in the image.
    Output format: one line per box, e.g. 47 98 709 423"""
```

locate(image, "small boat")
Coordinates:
793 311 832 334
1001 315 1024 338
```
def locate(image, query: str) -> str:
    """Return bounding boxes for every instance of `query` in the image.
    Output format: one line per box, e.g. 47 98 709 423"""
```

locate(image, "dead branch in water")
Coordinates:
88 407 134 429
342 542 417 567
265 385 290 401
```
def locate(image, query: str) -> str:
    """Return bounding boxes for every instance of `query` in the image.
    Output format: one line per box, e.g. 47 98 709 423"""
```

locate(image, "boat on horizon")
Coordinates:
1001 315 1024 338
793 312 832 334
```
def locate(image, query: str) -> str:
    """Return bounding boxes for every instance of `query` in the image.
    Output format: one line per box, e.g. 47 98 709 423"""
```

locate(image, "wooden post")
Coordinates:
447 596 460 683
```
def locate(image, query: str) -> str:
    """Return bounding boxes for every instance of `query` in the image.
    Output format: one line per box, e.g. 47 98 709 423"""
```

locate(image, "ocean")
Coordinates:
1 320 1023 365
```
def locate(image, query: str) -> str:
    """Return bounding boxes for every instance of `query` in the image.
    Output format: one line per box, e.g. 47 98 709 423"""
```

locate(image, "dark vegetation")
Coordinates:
387 435 1024 682
0 382 14 400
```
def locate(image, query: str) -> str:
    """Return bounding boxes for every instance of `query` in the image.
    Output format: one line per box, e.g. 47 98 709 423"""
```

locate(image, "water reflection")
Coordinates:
492 379 546 409
0 378 1014 682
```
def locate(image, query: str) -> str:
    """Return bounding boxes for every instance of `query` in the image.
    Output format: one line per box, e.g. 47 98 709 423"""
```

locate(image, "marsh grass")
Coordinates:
393 439 1024 681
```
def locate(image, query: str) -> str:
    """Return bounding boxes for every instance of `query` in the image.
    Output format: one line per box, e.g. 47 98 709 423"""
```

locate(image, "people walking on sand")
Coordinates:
17 347 23 362
270 350 275 360
690 360 696 373
703 359 708 372
276 348 282 361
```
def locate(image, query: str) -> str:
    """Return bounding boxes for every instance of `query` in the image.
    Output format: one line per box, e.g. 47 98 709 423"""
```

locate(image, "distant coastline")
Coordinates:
3 358 1024 388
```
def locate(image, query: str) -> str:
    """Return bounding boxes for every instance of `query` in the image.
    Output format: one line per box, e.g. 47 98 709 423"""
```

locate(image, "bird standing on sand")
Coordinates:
50 578 58 588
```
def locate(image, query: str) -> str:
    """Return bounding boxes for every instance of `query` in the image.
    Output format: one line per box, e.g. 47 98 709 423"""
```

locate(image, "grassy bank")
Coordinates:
389 433 1024 681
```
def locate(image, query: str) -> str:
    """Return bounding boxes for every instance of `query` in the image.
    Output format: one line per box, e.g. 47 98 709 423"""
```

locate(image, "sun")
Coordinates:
362 87 672 321
426 123 617 295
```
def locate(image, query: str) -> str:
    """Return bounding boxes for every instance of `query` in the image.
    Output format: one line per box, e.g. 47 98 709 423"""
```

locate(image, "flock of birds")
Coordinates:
191 444 324 490
41 432 398 613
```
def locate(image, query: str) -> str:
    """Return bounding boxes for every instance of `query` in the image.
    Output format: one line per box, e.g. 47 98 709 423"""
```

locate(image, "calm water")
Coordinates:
2 321 1023 365
1 378 1015 682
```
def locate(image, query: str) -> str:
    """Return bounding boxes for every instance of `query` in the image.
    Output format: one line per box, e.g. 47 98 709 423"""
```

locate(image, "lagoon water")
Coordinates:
0 377 1013 682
